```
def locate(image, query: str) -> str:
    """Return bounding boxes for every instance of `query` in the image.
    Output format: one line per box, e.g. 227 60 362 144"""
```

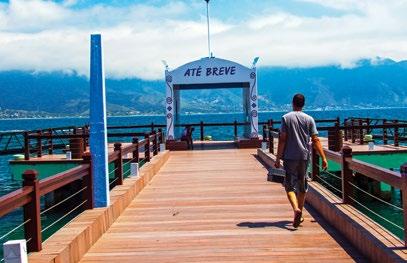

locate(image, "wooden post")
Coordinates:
114 143 123 185
37 130 42 157
268 128 274 154
394 120 399 147
268 120 274 154
344 118 348 141
351 119 356 143
82 152 94 210
366 118 370 134
144 133 151 162
400 163 407 247
132 137 139 163
359 119 364 145
82 133 87 152
234 120 238 139
24 131 30 160
341 146 353 204
383 119 388 145
152 130 158 156
48 128 53 155
311 147 320 181
158 128 163 144
200 121 204 141
336 121 342 151
262 124 267 142
22 170 42 252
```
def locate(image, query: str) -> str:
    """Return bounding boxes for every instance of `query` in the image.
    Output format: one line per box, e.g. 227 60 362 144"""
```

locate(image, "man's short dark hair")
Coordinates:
293 93 305 108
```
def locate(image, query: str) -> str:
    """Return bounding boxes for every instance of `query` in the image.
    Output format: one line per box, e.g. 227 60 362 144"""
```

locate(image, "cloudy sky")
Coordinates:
0 0 406 80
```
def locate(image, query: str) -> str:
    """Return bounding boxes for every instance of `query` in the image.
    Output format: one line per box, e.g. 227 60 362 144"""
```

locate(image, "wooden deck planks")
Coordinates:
80 148 365 262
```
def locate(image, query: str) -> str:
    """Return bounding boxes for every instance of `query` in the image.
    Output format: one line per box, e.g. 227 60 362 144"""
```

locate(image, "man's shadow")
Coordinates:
237 221 297 231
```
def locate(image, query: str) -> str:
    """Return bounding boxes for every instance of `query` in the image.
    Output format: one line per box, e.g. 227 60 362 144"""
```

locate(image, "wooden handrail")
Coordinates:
348 159 402 188
39 165 91 196
317 148 402 189
0 187 33 217
312 146 407 245
0 155 93 252
323 149 342 163
0 129 166 253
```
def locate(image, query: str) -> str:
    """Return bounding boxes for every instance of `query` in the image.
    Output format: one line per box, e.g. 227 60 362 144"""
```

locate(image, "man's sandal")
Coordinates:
293 211 302 228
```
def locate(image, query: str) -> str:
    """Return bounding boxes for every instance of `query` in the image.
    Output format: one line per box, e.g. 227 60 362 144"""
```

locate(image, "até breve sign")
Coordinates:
183 66 237 77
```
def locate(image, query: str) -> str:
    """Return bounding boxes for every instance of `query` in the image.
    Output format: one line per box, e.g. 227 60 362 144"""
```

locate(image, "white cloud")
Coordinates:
0 0 407 80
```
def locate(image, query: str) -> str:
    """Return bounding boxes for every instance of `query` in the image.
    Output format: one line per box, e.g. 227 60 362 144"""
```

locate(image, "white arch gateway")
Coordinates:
164 57 260 146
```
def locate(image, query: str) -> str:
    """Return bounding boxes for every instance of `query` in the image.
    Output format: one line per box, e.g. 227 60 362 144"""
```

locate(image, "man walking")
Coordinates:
274 94 328 228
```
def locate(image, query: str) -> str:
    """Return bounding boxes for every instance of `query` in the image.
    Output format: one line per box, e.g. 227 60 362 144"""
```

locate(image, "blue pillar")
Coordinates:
90 34 110 207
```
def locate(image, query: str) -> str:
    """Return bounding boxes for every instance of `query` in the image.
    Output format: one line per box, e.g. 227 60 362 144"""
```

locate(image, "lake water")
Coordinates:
0 108 406 257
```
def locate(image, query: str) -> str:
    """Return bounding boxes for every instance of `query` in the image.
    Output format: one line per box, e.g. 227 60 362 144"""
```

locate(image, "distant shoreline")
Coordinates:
0 106 407 121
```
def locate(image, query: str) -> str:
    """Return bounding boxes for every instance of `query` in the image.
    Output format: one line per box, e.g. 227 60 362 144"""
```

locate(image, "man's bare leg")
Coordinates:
297 192 306 211
287 192 301 213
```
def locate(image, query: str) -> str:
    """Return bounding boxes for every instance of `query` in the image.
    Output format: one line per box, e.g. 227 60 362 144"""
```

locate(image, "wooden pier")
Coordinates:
1 119 407 262
78 148 364 262
24 147 369 262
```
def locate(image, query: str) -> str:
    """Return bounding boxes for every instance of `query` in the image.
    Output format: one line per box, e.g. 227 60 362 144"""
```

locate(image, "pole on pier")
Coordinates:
89 34 110 207
205 0 211 57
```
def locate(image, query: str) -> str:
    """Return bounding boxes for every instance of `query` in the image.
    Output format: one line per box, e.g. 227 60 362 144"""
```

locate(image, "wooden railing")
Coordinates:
0 156 92 252
0 126 78 155
343 118 407 146
23 128 164 161
0 131 164 254
311 146 407 245
0 119 339 156
263 120 407 152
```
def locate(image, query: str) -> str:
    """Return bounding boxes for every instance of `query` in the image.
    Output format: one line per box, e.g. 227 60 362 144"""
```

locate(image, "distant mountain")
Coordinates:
0 58 406 117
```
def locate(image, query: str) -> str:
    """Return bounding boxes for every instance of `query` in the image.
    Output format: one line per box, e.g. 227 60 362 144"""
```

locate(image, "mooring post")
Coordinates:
48 128 53 155
268 120 274 154
383 119 388 145
37 130 42 158
144 133 151 162
82 152 94 210
262 124 267 142
200 121 204 141
132 137 139 163
152 130 158 155
366 118 370 134
341 147 353 204
343 119 348 141
24 131 30 160
89 34 110 207
351 119 356 143
268 128 274 154
394 120 399 147
400 163 407 247
22 170 42 252
158 128 163 144
359 119 364 145
114 143 123 185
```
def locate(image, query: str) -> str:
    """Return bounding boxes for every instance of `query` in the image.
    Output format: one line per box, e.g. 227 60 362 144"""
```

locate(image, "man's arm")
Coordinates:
311 134 328 170
274 132 287 168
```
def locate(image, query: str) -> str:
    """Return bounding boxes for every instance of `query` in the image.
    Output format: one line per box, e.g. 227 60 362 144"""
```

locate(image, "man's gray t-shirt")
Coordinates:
280 111 318 160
